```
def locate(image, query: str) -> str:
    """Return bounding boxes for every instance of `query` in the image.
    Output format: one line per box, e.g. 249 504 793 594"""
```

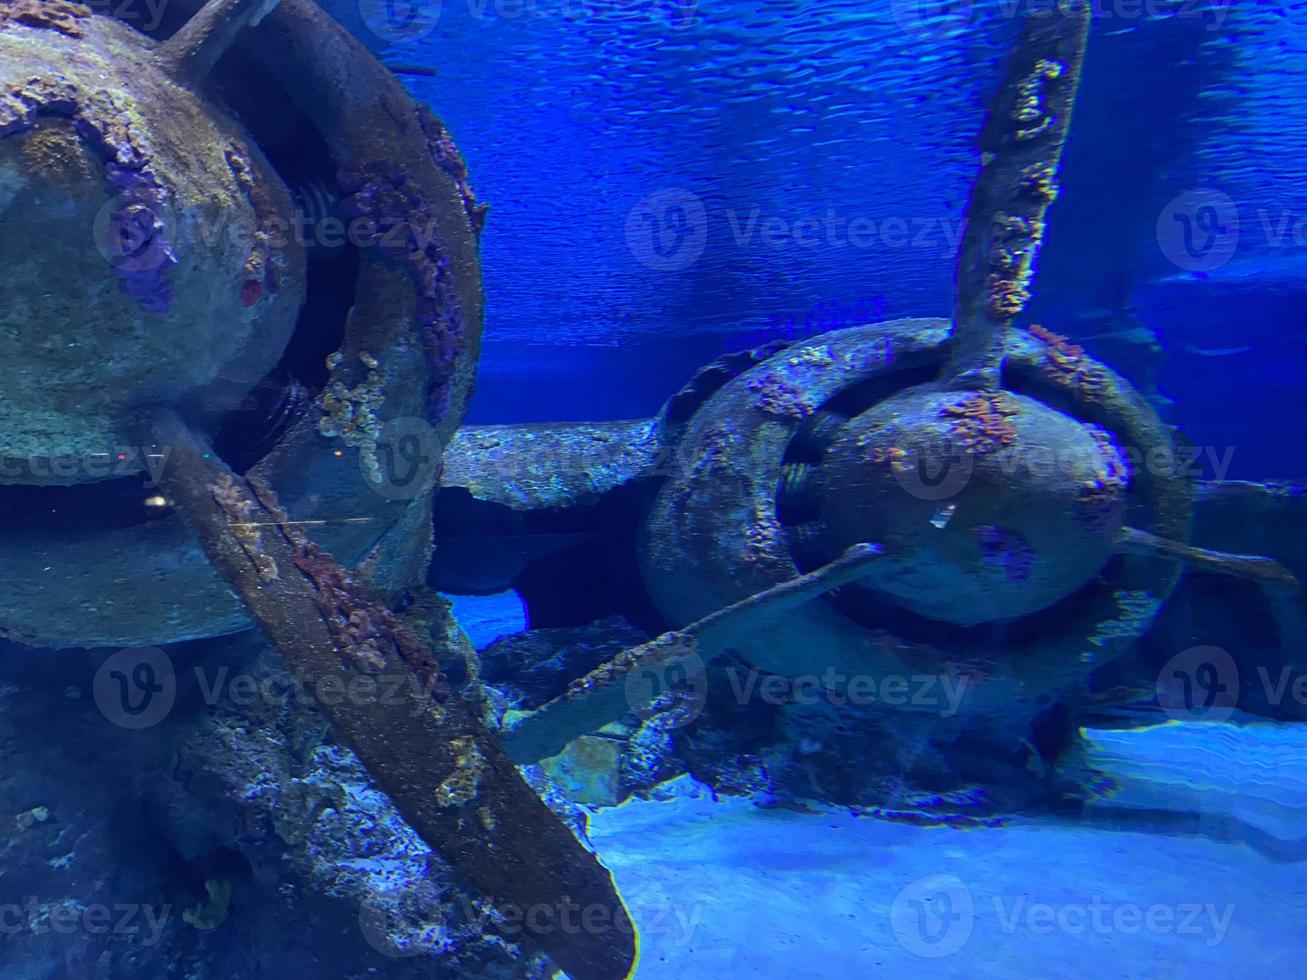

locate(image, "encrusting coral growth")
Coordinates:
986 211 1043 320
982 57 1065 318
211 472 280 583
339 160 468 422
943 3 1088 387
0 75 176 311
747 371 817 419
224 141 288 308
243 469 447 687
417 105 488 235
0 0 90 37
1012 58 1064 142
1077 423 1131 531
434 736 488 808
942 392 1020 455
153 408 636 980
1028 323 1110 403
317 350 387 483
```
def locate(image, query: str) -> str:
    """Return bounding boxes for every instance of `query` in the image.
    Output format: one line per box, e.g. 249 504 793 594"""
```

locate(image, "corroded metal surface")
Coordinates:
443 419 661 511
0 4 640 973
1194 480 1307 582
154 410 636 980
948 0 1090 387
444 7 1198 740
637 320 1190 715
640 319 947 630
502 544 884 764
0 0 483 647
236 0 484 437
0 11 305 473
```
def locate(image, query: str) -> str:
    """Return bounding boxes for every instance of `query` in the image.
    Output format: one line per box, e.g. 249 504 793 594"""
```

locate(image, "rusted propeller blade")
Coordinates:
503 544 884 763
153 410 638 980
1118 526 1301 591
946 0 1092 388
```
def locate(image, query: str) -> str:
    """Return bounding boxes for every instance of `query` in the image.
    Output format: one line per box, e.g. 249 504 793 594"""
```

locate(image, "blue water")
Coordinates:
3 2 1305 979
333 0 1307 478
392 4 1304 976
339 6 1307 975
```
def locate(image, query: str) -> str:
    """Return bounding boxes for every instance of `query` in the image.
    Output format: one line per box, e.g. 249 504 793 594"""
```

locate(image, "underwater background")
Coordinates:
330 0 1307 481
0 0 1304 978
354 2 1305 975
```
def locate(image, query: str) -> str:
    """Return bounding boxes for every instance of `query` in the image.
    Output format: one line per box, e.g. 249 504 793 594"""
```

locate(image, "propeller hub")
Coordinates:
817 385 1129 625
0 17 305 482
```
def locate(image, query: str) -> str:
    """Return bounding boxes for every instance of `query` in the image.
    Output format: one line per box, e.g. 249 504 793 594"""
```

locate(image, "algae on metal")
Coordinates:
0 1 638 976
464 2 1299 764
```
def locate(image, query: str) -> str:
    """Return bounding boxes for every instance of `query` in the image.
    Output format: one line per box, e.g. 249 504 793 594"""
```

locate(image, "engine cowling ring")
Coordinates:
0 1 483 648
639 319 1191 715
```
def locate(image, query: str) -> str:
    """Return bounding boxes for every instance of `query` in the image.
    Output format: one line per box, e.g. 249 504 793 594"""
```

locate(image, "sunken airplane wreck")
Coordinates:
433 8 1303 787
0 0 629 977
0 1 1302 979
